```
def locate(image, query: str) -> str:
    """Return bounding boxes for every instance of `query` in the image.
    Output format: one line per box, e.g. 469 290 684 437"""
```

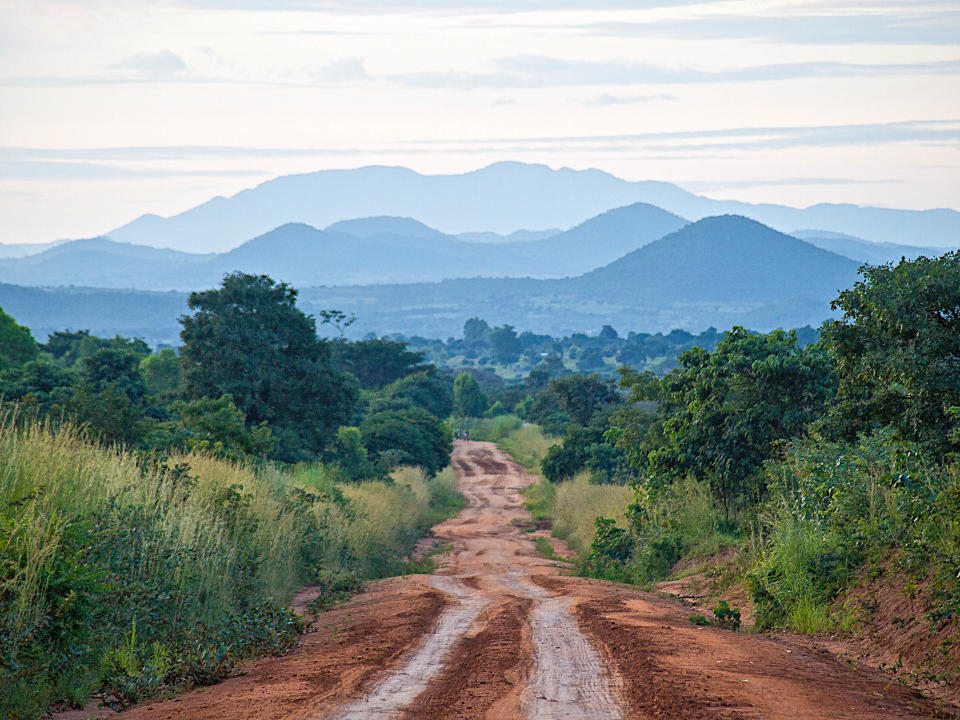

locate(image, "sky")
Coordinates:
1 0 959 244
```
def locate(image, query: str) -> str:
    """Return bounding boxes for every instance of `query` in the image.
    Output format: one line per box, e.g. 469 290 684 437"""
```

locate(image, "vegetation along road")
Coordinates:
98 440 945 720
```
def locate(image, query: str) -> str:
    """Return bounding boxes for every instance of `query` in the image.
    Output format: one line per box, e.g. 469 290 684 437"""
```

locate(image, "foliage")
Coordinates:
712 600 741 630
140 348 181 405
334 338 430 390
0 418 459 720
649 327 835 514
0 306 38 371
179 273 357 462
359 405 452 476
383 370 453 418
161 394 276 460
546 373 618 425
453 372 488 417
821 252 960 456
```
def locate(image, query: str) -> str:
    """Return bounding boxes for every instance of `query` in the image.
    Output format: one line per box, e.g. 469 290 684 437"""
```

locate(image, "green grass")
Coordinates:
0 417 460 720
534 536 570 563
551 473 633 558
463 415 556 473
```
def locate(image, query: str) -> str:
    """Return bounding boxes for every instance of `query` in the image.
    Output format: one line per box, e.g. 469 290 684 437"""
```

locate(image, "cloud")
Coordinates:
306 57 368 83
110 49 187 79
1 120 956 169
581 93 675 107
390 54 960 89
565 10 960 46
0 160 264 181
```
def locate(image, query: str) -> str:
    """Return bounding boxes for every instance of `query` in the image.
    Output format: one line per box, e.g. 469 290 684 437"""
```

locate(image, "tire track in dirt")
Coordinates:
320 440 626 720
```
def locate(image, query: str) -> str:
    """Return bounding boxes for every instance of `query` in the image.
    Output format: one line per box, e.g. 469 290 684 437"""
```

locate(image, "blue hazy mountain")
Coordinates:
0 203 686 289
4 215 864 344
0 237 212 288
103 163 960 253
790 229 950 265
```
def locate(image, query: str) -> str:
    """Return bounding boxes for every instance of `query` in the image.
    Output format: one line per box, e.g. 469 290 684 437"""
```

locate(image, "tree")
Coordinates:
360 405 452 475
140 349 181 405
453 373 488 417
488 324 521 364
0 307 37 371
334 339 429 389
463 317 490 347
650 328 835 514
43 330 150 369
547 373 618 425
179 273 357 462
162 394 276 460
383 370 453 418
821 253 960 455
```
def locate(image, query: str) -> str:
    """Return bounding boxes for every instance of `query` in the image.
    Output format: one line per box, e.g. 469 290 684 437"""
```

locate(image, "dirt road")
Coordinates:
118 441 951 720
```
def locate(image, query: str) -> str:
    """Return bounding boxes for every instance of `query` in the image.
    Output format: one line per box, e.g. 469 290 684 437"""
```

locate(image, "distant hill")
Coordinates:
3 215 863 345
456 229 560 244
0 283 187 346
571 216 860 304
0 204 686 289
0 239 68 259
790 229 953 265
0 238 212 289
103 163 960 253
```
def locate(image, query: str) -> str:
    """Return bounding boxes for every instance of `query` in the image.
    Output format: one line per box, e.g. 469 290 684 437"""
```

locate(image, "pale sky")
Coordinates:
1 0 959 244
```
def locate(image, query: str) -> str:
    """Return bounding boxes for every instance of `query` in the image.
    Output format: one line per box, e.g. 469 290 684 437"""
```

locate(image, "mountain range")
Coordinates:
0 204 687 290
0 215 867 345
92 163 960 253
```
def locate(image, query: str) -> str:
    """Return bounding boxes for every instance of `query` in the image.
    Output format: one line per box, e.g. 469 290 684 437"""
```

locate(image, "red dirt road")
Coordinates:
113 441 951 719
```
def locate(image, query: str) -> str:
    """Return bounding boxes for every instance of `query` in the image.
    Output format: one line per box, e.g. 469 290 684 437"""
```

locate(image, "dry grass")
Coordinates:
551 472 633 557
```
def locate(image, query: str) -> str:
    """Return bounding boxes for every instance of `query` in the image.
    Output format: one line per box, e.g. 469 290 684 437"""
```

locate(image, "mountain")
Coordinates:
325 216 445 240
0 283 187 346
790 229 952 265
456 229 561 244
4 215 861 345
0 239 68 259
0 237 212 289
104 162 960 253
0 204 686 289
570 216 860 304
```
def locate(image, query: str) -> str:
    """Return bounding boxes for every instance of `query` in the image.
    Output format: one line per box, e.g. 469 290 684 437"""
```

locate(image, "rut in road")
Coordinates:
321 441 624 720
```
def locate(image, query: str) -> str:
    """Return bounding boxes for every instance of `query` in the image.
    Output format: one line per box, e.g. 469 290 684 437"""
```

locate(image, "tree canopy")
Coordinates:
179 273 357 462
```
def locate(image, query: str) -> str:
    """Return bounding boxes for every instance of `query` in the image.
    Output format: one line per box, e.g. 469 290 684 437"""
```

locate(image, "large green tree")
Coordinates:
0 307 37 371
453 373 488 417
359 405 452 475
650 328 835 513
179 273 356 462
821 252 960 455
333 339 429 389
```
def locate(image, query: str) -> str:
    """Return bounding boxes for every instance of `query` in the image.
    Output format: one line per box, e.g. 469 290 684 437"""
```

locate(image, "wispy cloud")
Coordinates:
2 120 957 166
305 57 368 83
0 160 264 181
109 49 188 79
391 55 960 89
581 93 676 107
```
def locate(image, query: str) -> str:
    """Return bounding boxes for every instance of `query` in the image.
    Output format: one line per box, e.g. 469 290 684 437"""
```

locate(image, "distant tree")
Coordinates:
360 406 452 475
140 348 181 405
453 373 488 417
179 273 357 462
0 307 37 371
488 324 521 364
0 358 72 416
821 253 960 455
547 373 618 425
599 325 618 340
67 349 150 445
383 370 454 418
335 339 429 389
463 317 490 348
43 330 150 369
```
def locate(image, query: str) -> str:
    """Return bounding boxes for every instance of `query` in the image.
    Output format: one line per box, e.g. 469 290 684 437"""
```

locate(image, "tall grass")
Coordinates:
464 415 556 472
549 473 633 557
0 417 460 719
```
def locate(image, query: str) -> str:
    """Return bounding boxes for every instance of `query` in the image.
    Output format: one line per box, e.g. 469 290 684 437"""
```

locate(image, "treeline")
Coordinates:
479 253 960 682
0 273 463 719
387 319 816 375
